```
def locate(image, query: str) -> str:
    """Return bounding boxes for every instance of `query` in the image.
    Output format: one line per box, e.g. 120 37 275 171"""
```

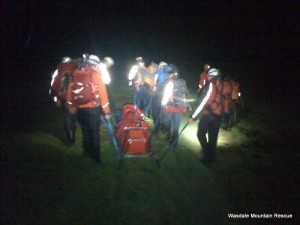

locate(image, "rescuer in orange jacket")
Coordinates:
197 64 210 93
66 55 111 164
161 68 188 144
50 56 77 144
223 76 242 131
189 67 224 166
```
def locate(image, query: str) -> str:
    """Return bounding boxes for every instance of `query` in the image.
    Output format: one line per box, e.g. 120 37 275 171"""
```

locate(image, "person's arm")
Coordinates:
99 63 111 85
128 65 138 80
95 69 111 117
152 73 158 92
65 77 77 114
161 81 173 106
190 82 213 121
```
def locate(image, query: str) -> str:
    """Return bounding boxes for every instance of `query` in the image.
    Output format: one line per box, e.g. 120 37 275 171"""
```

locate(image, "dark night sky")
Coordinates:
2 1 300 90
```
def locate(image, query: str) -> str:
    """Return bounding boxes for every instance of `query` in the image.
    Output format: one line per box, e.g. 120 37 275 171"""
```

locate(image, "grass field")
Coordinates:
2 78 298 225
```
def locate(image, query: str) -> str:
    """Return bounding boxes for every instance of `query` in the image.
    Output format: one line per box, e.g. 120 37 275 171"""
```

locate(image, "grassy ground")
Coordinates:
2 79 298 225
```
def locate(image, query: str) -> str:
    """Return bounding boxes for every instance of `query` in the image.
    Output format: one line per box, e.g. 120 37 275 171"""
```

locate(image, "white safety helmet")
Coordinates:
136 57 143 63
61 56 71 63
207 68 219 77
87 54 100 66
158 61 167 69
103 57 114 67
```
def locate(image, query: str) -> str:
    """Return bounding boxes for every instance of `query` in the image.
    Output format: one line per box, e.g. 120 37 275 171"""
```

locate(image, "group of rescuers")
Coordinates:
50 54 241 166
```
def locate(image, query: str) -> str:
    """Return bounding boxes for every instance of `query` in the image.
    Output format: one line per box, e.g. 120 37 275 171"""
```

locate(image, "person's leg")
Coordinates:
76 108 91 156
227 103 235 130
133 89 140 109
62 101 76 144
152 93 162 131
171 112 182 143
207 114 222 161
197 115 210 159
223 112 230 131
139 86 149 110
162 111 172 139
87 107 102 163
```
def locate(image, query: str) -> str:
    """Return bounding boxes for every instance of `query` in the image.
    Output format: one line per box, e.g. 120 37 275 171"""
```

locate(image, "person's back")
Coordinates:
51 57 77 103
68 66 109 111
189 68 227 166
161 72 187 143
50 56 77 144
226 79 240 102
66 55 111 164
223 77 241 130
128 57 150 110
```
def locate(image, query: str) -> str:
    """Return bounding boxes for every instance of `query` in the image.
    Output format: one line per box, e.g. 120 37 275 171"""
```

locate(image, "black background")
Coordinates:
2 1 300 105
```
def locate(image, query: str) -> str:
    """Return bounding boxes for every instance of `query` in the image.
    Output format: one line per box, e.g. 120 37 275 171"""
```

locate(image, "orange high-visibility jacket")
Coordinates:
198 71 208 89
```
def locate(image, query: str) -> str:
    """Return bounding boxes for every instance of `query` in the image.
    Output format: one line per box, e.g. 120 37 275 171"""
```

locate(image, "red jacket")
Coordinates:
198 71 208 90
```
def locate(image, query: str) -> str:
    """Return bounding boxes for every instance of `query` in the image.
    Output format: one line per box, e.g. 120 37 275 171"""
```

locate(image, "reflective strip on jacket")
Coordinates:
51 60 77 101
162 79 186 113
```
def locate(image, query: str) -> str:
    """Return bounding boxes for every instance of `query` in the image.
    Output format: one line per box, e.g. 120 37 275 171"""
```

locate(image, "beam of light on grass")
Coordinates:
179 122 200 153
179 121 235 154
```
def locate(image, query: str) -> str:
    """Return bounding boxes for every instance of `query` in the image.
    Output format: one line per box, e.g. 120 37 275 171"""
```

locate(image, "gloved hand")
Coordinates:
55 98 62 108
152 85 157 92
188 118 194 124
105 113 111 120
69 106 78 114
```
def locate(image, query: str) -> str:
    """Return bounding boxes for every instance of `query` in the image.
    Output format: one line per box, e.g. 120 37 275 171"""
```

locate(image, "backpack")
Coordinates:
172 78 189 108
209 80 233 115
139 67 154 86
148 61 158 74
70 66 99 105
59 72 72 99
50 61 76 101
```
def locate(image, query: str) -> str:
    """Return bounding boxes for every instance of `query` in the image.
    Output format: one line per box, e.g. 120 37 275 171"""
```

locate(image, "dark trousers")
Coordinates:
62 101 77 143
134 85 149 110
224 102 236 130
162 111 182 142
197 113 222 159
76 107 102 160
152 91 163 130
